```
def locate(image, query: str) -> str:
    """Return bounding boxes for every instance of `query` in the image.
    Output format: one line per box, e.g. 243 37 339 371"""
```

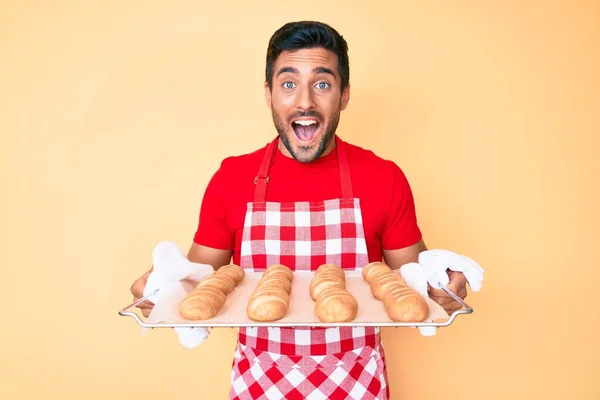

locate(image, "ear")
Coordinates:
340 83 351 111
264 81 272 109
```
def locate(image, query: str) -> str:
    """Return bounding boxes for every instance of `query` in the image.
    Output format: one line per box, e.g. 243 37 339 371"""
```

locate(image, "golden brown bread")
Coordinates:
265 264 294 282
179 286 227 320
197 273 236 295
315 287 358 323
263 270 292 285
362 262 392 283
382 286 429 322
369 272 406 300
249 285 290 302
309 271 345 301
310 263 358 322
246 265 293 322
246 287 290 322
216 264 245 285
179 264 246 321
363 262 430 322
246 296 289 322
316 263 346 280
260 275 292 294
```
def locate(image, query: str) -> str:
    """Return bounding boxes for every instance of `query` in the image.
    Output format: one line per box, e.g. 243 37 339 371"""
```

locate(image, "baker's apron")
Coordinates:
229 136 390 400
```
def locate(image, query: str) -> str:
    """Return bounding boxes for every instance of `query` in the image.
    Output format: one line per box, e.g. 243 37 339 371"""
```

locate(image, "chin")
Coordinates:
290 143 320 163
271 108 337 162
284 130 333 163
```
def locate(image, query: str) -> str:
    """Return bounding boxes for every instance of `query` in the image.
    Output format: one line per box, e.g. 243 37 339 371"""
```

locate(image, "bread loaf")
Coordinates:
310 263 358 322
363 262 429 322
179 264 246 320
316 263 346 280
315 287 358 323
368 271 406 301
362 262 392 283
197 273 236 295
179 286 227 320
216 264 245 285
309 271 345 300
382 286 429 322
260 275 292 294
265 264 294 282
246 264 293 322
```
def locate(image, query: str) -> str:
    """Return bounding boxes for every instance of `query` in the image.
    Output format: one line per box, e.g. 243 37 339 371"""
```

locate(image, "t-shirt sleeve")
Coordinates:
381 163 422 250
192 161 234 250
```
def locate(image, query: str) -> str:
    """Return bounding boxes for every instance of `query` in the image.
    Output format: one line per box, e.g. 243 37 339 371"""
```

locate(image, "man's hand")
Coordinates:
127 244 231 319
428 270 468 314
130 268 154 318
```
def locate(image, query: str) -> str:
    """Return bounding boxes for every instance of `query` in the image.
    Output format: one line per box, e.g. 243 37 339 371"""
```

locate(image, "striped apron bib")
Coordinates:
229 136 390 399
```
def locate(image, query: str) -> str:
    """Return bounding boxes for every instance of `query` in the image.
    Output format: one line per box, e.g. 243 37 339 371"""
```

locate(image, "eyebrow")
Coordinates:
276 66 336 77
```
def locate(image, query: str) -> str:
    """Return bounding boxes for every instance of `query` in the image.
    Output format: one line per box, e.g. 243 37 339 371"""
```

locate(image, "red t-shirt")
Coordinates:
193 136 422 264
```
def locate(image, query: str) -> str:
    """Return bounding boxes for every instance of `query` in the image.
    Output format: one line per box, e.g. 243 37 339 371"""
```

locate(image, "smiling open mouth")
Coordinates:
292 119 320 143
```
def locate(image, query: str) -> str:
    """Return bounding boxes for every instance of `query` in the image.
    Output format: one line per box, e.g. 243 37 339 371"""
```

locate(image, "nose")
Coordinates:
295 85 315 111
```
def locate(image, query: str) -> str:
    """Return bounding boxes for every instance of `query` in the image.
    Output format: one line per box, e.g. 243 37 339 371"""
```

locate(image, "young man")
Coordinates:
130 21 468 399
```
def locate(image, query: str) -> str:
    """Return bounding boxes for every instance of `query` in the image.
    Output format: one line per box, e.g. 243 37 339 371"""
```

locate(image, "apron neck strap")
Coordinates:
253 135 353 203
336 136 354 199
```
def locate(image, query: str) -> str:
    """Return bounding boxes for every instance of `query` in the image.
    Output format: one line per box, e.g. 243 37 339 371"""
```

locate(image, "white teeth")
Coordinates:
294 120 317 126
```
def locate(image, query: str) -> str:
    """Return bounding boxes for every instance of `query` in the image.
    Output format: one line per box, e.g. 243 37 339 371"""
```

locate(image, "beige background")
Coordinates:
1 1 598 399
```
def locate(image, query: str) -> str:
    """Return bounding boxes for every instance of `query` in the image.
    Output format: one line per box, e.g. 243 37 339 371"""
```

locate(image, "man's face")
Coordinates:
265 47 350 163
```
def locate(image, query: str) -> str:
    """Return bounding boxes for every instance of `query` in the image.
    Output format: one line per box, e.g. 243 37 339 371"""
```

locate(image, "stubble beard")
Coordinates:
271 106 340 163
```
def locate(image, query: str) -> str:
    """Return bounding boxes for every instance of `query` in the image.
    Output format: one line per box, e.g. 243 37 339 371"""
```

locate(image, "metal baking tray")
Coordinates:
119 271 473 329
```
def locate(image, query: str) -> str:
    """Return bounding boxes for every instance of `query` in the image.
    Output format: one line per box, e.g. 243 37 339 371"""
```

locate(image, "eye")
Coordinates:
283 81 296 89
315 82 329 89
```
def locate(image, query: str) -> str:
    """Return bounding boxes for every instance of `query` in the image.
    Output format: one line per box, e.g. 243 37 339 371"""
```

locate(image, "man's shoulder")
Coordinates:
343 139 398 170
217 141 270 173
342 138 410 186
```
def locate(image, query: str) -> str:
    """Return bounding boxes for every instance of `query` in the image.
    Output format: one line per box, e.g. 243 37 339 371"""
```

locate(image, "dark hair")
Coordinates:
265 21 350 92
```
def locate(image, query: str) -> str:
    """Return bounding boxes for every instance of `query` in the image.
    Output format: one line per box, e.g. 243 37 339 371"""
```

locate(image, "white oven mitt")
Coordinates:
398 249 485 337
417 249 484 292
141 241 214 348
